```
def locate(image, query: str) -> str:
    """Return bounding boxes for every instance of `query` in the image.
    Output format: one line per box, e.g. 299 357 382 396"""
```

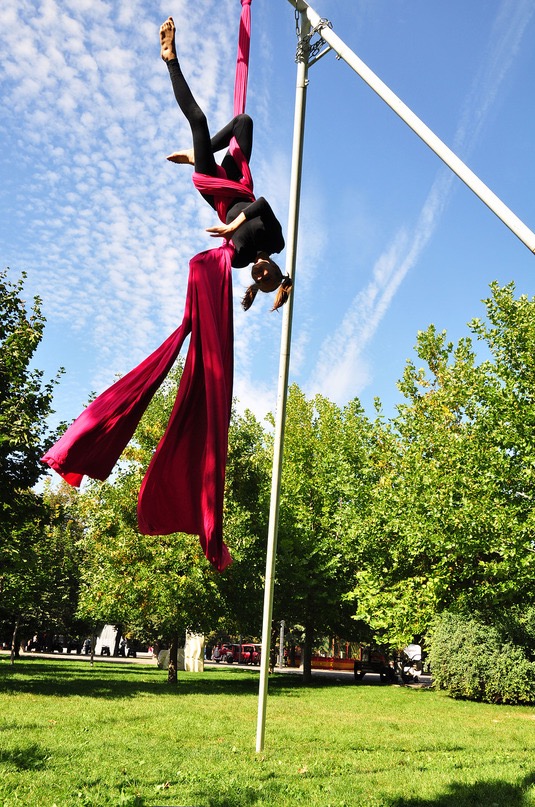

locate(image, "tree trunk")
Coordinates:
302 622 313 684
167 633 179 685
10 619 19 666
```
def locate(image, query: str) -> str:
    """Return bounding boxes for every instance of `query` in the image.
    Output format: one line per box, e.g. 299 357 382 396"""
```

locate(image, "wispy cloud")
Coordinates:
306 0 534 405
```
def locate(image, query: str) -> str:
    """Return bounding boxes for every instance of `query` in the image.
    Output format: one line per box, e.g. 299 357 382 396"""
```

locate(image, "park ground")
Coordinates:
1 654 534 807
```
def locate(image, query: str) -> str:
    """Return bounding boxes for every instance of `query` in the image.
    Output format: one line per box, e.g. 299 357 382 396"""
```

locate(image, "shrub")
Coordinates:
495 605 535 657
428 612 535 705
485 643 535 705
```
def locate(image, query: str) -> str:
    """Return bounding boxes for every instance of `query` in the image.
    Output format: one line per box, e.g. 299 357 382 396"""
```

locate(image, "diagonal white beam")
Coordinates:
287 0 535 254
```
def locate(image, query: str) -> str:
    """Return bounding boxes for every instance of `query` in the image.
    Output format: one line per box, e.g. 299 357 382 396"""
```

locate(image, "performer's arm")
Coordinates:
206 211 247 239
241 197 273 222
206 197 275 238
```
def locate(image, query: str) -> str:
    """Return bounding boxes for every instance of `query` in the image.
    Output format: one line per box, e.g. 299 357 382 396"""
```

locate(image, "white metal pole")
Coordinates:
287 0 535 254
255 10 310 754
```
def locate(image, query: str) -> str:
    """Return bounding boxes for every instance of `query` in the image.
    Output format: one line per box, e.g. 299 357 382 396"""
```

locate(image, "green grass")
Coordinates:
1 657 534 806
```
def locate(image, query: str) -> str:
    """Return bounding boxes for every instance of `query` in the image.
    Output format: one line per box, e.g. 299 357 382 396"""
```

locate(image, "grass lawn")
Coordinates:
1 656 534 806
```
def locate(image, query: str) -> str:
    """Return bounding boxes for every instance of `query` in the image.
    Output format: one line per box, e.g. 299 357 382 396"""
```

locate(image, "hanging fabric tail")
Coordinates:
137 245 234 572
41 319 191 487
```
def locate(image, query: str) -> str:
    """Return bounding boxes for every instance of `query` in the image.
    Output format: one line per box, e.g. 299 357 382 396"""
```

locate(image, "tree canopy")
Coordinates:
0 269 65 649
349 282 535 646
0 269 62 500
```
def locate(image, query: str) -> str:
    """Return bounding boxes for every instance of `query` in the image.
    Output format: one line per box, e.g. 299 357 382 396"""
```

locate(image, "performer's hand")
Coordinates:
206 211 246 239
206 223 234 238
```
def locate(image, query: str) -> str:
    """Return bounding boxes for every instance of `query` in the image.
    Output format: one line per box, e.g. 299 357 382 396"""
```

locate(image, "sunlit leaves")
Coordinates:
350 282 535 646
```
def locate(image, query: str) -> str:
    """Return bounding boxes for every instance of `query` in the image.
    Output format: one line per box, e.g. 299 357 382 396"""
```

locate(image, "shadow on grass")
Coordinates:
389 770 535 807
0 658 357 700
0 743 50 771
196 772 535 807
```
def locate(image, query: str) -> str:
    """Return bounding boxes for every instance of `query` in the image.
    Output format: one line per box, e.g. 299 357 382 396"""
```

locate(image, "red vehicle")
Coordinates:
215 643 260 664
241 643 261 665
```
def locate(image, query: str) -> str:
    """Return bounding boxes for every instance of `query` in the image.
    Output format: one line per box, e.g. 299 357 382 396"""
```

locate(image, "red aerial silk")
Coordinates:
138 245 235 571
231 0 253 192
41 0 254 573
42 245 235 571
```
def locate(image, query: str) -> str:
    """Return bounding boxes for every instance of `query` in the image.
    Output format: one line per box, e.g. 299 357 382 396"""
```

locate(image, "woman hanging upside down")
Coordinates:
160 16 292 311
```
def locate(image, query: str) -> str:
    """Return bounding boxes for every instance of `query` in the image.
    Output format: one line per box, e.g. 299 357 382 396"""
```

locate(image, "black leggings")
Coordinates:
167 58 253 209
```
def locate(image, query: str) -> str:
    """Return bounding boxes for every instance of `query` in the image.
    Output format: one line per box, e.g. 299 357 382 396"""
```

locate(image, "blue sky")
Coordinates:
1 0 535 431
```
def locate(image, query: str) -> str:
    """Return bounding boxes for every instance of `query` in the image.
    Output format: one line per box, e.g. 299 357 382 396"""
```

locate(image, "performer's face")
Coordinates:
251 256 281 293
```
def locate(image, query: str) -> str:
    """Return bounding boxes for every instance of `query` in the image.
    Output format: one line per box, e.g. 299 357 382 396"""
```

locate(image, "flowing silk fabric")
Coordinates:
42 245 235 571
41 0 254 572
137 246 234 571
192 167 254 223
41 321 191 488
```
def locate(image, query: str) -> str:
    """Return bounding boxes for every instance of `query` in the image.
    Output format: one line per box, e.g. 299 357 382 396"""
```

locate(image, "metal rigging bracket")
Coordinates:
294 7 333 65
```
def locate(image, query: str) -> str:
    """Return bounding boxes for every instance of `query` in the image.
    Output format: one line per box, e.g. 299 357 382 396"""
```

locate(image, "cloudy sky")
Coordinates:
1 0 535 431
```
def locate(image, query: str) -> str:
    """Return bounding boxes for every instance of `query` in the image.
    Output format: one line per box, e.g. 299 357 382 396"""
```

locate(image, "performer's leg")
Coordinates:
213 114 254 182
167 114 253 181
160 18 217 179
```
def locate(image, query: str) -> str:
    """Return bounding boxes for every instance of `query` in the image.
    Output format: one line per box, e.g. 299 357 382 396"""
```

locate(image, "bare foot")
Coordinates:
167 149 194 165
160 17 176 61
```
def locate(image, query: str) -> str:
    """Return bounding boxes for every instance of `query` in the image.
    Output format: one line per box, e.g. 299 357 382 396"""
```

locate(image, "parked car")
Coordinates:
218 643 261 664
241 643 261 665
353 646 396 683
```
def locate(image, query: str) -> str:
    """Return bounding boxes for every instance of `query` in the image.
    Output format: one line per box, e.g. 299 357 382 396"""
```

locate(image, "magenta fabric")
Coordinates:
230 0 253 191
137 245 234 572
42 244 235 572
234 0 252 117
192 167 254 224
41 321 189 487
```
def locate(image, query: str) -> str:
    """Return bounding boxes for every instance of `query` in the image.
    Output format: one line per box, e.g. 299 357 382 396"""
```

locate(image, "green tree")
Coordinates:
0 269 63 655
1 483 86 661
216 408 271 637
0 269 62 498
350 283 535 647
274 386 375 681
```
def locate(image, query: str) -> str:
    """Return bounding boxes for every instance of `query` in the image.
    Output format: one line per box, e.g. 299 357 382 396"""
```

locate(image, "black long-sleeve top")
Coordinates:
227 196 285 268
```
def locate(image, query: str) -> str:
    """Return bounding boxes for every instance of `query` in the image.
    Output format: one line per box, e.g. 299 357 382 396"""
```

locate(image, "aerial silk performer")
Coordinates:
42 3 291 572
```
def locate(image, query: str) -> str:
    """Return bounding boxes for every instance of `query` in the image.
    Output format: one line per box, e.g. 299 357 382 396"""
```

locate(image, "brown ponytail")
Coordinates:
270 275 293 312
241 282 260 311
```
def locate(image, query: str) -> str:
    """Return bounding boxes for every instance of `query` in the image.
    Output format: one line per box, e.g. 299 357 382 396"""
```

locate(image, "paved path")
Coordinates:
1 650 432 686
